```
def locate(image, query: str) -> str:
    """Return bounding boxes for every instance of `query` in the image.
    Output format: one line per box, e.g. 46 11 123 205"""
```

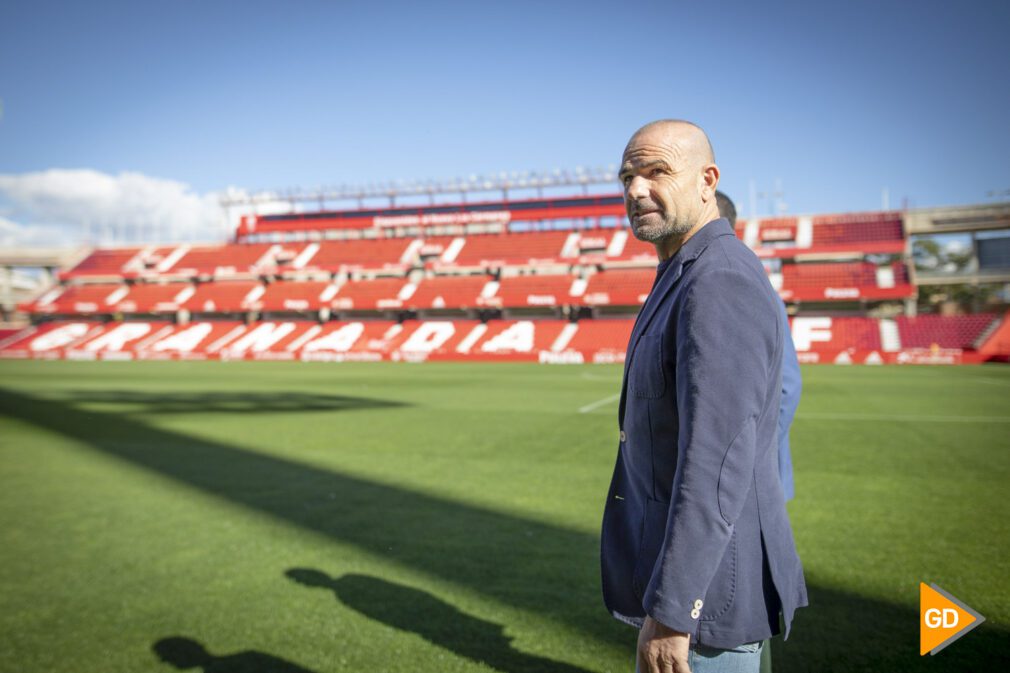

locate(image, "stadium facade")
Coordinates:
2 189 1009 364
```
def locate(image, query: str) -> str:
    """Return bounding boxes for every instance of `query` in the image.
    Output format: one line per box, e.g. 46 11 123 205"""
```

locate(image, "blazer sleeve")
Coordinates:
642 264 779 633
778 302 801 500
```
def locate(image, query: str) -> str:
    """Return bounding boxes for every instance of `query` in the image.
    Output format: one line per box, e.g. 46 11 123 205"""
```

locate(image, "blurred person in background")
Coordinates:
716 190 802 673
716 190 801 504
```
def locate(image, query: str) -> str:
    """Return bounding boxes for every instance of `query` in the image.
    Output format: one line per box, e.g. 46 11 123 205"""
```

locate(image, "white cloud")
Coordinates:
0 169 291 248
0 215 20 233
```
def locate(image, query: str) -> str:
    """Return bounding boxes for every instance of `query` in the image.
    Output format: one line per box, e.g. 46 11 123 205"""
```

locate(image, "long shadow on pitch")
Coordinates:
286 569 594 673
54 389 405 415
5 387 1005 672
0 387 628 651
153 636 318 673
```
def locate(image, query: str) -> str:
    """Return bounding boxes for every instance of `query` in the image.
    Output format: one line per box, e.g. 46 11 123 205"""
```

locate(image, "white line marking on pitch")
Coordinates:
976 377 1010 387
581 372 620 382
797 412 1010 423
578 393 621 414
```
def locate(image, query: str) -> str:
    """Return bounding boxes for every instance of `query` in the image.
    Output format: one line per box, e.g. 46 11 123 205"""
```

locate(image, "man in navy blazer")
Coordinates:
600 121 807 673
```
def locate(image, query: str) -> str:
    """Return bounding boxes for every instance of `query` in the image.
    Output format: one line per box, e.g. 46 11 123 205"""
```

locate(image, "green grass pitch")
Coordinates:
1 360 1008 672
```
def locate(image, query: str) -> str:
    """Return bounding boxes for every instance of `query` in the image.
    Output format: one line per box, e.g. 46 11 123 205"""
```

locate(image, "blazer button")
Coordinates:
690 608 700 619
619 430 626 443
694 599 704 609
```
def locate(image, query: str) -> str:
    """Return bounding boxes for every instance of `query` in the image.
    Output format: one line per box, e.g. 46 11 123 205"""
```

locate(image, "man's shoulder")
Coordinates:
677 235 779 321
688 232 767 283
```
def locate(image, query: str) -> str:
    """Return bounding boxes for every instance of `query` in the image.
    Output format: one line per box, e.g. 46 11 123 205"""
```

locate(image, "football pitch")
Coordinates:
1 360 1008 672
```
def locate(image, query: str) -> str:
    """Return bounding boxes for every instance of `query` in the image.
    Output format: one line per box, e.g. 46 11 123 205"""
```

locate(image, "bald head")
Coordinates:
619 119 721 259
626 119 715 166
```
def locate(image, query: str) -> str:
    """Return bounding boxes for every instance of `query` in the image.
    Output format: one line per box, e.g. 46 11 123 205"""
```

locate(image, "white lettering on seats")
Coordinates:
149 323 214 353
791 317 833 351
223 322 297 354
83 323 152 351
399 322 455 353
29 323 91 351
481 321 535 353
301 323 365 353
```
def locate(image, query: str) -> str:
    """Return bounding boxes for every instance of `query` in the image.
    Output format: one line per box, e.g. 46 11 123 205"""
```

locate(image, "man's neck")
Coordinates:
653 214 718 262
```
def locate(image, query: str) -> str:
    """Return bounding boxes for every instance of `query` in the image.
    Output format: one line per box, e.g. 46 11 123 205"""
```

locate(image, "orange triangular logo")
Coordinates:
920 583 985 655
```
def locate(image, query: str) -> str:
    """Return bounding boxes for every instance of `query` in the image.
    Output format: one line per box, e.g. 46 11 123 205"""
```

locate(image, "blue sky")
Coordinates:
1 0 1009 244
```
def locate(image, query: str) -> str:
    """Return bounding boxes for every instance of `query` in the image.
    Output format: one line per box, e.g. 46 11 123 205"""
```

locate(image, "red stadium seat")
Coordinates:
329 277 408 310
405 275 490 310
183 281 263 313
62 248 142 279
582 269 653 306
255 281 335 312
302 239 415 272
895 314 998 349
562 319 634 357
113 283 194 313
812 212 903 246
492 274 576 308
166 243 276 277
447 231 570 267
28 283 126 314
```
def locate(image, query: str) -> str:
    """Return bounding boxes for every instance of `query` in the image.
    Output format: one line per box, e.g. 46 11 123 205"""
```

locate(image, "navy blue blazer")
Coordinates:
778 302 800 501
600 218 807 649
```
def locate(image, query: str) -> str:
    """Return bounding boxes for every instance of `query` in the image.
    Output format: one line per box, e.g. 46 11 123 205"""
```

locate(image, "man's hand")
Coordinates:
637 615 691 673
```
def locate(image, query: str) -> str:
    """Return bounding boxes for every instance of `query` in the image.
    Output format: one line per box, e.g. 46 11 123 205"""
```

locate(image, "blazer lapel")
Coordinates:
615 218 735 427
617 259 685 426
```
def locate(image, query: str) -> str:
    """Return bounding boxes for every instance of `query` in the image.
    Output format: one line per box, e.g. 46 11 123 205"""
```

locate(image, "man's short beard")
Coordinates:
631 216 693 243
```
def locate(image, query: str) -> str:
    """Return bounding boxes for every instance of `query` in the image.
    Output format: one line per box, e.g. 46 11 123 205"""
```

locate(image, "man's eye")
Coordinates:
650 168 665 177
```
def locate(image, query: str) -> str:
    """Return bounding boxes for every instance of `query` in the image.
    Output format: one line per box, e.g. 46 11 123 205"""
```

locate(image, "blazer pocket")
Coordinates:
632 497 670 599
700 529 738 621
629 334 666 398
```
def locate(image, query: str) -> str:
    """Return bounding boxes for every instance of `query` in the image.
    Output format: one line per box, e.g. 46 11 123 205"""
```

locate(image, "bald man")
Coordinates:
600 121 807 673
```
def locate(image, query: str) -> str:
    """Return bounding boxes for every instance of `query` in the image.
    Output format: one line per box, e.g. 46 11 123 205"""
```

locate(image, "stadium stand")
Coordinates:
560 319 634 363
789 316 883 353
5 314 1003 364
812 211 904 245
609 232 659 263
301 239 415 273
113 282 195 314
329 277 408 310
446 230 571 268
582 269 654 306
895 314 998 349
9 193 1009 364
183 281 263 313
405 275 490 310
167 243 276 278
492 273 578 308
26 282 125 314
256 281 335 313
61 247 141 279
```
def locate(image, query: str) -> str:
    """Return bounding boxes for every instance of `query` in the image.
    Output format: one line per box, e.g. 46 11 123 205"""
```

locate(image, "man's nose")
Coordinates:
626 175 650 200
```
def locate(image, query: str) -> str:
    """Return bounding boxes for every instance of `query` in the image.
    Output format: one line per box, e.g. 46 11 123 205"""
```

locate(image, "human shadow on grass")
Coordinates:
0 387 628 651
10 387 1006 671
153 636 317 673
53 390 405 415
286 569 593 673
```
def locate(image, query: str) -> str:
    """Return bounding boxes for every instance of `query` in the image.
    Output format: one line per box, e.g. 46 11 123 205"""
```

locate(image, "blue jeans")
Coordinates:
636 640 763 673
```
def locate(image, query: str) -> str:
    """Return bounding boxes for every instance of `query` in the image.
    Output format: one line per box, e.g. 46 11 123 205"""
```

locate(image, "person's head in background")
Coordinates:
715 190 737 228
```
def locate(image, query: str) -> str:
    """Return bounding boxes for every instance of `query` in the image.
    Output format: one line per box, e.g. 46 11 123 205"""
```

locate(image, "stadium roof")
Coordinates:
219 166 619 209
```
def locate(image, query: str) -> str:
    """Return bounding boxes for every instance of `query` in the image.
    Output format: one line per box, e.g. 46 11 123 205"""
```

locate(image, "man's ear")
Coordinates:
700 164 720 201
